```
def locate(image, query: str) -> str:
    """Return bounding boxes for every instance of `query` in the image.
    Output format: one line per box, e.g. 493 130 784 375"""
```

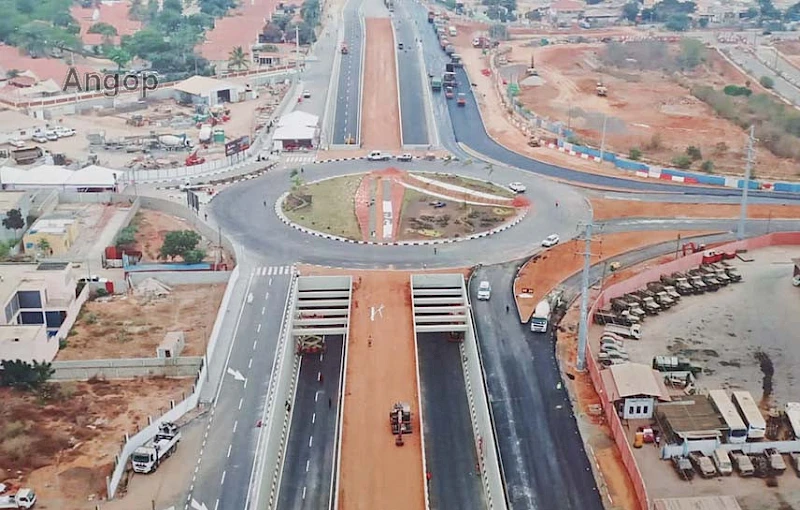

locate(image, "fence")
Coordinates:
51 356 203 380
583 231 800 510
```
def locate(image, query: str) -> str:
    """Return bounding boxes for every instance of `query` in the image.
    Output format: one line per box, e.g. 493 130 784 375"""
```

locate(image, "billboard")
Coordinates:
225 136 251 157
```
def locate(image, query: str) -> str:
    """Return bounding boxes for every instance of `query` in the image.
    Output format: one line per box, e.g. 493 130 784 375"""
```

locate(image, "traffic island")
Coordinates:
278 169 530 245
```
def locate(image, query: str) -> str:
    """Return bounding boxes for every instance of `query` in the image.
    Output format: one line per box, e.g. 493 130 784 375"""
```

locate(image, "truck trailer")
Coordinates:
131 422 181 474
530 288 564 333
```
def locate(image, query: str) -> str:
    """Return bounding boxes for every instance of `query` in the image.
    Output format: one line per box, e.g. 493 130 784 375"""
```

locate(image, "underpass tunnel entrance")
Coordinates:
411 273 468 340
292 276 353 355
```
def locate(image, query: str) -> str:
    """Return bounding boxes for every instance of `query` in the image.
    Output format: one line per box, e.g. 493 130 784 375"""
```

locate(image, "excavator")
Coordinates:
389 402 412 446
185 150 205 166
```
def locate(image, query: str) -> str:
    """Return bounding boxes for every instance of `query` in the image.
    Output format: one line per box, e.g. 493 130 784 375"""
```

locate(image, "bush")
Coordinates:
115 225 137 247
723 84 752 97
84 312 98 325
759 75 775 89
671 154 693 169
700 160 714 173
686 145 703 161
645 133 663 150
629 147 642 160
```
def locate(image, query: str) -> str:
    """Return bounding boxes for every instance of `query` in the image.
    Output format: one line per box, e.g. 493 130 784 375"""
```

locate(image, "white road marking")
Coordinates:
312 412 316 424
220 471 226 486
243 378 248 389
195 466 199 474
306 459 310 472
268 267 274 276
318 371 322 381
257 323 261 333
238 398 243 410
253 340 258 350
227 444 232 458
315 391 319 402
308 436 313 447
248 358 253 369
302 487 307 500
269 278 273 286
265 292 269 300
262 307 266 315
214 500 219 510
233 420 238 433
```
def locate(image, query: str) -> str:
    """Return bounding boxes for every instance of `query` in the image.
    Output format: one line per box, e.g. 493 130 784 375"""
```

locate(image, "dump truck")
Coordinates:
0 489 36 509
604 323 642 340
131 422 181 473
593 309 637 327
661 274 694 295
430 76 442 91
610 297 646 320
389 402 412 446
688 268 720 291
634 289 674 309
625 293 660 315
717 261 742 282
647 281 681 301
530 288 564 333
652 356 703 375
674 272 707 293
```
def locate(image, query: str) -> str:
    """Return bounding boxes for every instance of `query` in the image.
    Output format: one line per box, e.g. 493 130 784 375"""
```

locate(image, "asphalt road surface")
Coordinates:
470 266 604 510
393 7 429 145
331 0 364 144
726 45 800 107
188 267 292 510
417 333 484 509
277 336 344 510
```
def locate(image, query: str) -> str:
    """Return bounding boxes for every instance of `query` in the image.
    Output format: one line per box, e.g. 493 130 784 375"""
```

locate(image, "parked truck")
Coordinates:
604 323 642 340
700 264 731 285
530 288 564 333
674 272 707 293
634 289 672 310
717 261 742 282
661 274 694 295
430 76 442 91
593 309 637 327
647 281 681 301
625 293 660 315
688 268 720 291
0 489 36 509
653 355 703 375
610 297 646 320
131 422 181 474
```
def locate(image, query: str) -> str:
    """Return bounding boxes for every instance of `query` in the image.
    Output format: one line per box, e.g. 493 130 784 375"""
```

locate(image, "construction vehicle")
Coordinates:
198 124 212 144
185 151 205 166
131 422 181 473
0 489 36 509
646 282 681 301
526 53 538 76
674 271 707 293
431 76 443 91
688 268 720 291
715 261 742 282
456 93 466 106
389 402 412 446
689 452 717 478
610 297 646 320
625 293 660 315
661 273 695 295
700 264 730 285
157 134 193 151
604 323 642 340
127 114 146 127
653 356 703 375
528 136 542 147
596 81 608 97
341 43 349 54
634 289 674 309
530 287 564 333
593 309 637 327
681 242 706 256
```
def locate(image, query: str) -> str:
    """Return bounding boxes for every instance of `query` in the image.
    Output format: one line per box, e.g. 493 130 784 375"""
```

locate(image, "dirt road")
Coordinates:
338 271 425 510
590 197 800 221
361 18 402 150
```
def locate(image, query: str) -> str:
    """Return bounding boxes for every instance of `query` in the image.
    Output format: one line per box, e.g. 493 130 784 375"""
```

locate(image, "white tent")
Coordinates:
273 124 316 141
278 111 319 128
0 164 118 190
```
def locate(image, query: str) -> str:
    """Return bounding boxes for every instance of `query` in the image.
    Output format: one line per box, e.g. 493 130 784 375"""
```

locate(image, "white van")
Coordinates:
713 448 732 476
448 26 457 36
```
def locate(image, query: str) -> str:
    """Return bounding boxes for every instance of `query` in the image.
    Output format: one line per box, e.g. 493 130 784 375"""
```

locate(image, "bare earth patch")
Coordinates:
415 172 516 198
59 284 226 359
589 197 800 221
1 378 193 508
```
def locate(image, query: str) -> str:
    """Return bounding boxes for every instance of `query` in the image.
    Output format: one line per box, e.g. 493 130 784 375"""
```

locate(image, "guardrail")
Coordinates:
356 3 366 146
391 20 405 148
329 277 353 510
408 275 432 510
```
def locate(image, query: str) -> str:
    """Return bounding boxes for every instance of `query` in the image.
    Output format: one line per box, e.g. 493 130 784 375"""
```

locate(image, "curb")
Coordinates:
275 190 529 246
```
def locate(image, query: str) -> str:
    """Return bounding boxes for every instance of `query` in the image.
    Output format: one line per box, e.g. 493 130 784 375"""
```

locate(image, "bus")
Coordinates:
708 390 748 444
731 390 767 440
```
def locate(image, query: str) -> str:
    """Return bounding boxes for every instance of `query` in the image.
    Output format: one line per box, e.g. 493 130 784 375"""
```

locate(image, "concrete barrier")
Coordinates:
408 275 432 510
127 270 233 286
51 356 203 380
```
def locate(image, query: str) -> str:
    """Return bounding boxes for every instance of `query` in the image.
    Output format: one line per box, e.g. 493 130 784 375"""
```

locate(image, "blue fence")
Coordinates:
695 174 727 186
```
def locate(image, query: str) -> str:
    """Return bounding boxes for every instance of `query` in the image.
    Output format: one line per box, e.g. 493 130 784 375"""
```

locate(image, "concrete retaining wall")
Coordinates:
584 231 800 510
51 356 203 380
127 270 232 286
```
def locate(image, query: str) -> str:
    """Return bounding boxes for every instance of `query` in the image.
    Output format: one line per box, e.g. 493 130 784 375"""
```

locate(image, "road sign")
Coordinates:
225 136 251 157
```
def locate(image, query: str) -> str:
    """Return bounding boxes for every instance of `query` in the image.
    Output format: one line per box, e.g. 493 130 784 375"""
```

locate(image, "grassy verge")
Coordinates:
415 172 516 198
282 175 364 240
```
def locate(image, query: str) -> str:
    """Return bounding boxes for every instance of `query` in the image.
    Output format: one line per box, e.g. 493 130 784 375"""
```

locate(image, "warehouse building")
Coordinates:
173 75 247 106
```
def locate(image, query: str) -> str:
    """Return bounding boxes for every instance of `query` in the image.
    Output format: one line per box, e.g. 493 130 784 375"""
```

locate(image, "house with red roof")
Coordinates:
70 2 142 50
0 45 95 101
548 0 586 25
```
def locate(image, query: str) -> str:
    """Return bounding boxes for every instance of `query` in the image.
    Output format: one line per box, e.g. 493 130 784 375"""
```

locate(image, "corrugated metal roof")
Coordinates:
604 363 671 402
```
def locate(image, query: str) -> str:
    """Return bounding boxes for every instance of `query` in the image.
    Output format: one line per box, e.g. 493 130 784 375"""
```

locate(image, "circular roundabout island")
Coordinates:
277 168 532 244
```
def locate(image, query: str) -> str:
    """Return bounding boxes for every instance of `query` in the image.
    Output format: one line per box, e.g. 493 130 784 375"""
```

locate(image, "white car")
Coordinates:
396 153 413 162
541 234 560 247
508 182 526 193
477 280 491 300
7 138 25 148
302 90 311 98
367 150 391 161
55 127 76 138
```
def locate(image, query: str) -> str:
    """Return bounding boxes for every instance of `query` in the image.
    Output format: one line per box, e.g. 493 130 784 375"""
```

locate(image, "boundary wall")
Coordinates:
408 274 432 510
584 231 800 510
50 356 203 380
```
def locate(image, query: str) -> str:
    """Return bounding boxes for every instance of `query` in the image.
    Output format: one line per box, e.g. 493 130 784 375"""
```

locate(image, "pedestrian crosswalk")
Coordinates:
283 155 316 164
256 265 293 276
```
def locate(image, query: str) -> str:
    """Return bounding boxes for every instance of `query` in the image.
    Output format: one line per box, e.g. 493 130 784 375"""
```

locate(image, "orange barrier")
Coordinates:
585 232 800 510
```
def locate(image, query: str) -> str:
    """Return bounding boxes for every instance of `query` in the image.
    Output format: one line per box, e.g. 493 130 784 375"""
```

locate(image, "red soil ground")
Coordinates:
361 18 402 150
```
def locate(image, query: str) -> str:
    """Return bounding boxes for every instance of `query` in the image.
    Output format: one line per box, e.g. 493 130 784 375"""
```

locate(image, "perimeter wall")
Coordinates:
585 232 800 510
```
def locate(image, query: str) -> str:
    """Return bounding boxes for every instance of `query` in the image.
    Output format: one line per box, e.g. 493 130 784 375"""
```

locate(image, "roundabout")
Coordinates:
277 168 531 245
210 159 590 268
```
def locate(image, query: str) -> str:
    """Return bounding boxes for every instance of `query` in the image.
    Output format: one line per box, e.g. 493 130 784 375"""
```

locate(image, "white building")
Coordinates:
0 110 48 144
601 362 671 420
173 76 247 106
0 164 120 191
272 111 319 151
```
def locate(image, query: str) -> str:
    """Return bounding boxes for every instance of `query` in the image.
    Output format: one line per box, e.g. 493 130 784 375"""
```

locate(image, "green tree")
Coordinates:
672 154 693 168
759 75 775 89
106 46 132 70
115 225 137 247
88 21 118 36
677 38 705 69
183 249 206 264
665 13 691 31
700 160 714 173
629 147 642 160
0 360 54 390
36 238 51 255
622 2 640 21
228 46 250 71
2 208 25 240
698 17 709 27
686 145 702 161
159 230 202 261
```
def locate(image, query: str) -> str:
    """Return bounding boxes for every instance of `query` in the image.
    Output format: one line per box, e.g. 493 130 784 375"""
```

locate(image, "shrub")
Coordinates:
723 84 752 97
700 160 714 173
84 312 98 325
686 146 702 161
629 148 642 160
671 154 693 169
759 75 774 89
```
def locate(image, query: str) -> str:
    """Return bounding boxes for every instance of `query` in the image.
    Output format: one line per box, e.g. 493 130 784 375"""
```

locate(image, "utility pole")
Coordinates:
737 125 755 241
598 114 608 164
576 221 597 372
295 25 300 78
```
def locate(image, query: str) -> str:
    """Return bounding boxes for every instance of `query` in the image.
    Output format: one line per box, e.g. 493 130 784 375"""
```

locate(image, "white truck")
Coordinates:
530 288 564 333
198 124 212 144
0 488 36 509
131 422 181 474
603 323 641 340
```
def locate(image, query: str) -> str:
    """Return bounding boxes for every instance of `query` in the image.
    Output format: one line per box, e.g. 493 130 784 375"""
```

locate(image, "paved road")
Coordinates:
331 0 364 144
277 336 344 510
725 45 800 107
393 7 429 145
417 333 485 509
470 266 604 510
187 266 292 510
209 159 589 269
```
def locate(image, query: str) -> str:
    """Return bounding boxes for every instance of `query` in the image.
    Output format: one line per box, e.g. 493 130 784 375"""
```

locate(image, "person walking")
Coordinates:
505 305 510 313
328 397 332 408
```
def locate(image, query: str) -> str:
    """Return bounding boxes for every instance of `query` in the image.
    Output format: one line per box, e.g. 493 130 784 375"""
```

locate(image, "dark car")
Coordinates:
429 201 446 208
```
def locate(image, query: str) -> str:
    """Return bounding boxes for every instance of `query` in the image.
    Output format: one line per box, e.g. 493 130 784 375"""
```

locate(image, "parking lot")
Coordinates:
590 245 800 509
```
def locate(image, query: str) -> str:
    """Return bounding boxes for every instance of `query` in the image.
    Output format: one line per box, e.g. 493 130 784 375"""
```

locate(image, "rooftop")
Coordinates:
173 75 244 96
0 45 95 86
0 264 40 310
550 0 586 11
0 191 28 211
70 2 142 47
199 0 279 61
37 262 70 271
655 397 725 437
29 217 76 235
601 362 671 402
0 324 47 356
0 111 47 133
653 496 743 510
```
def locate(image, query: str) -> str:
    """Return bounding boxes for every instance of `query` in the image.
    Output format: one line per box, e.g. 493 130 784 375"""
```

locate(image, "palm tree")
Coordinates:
228 46 250 72
36 238 51 257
